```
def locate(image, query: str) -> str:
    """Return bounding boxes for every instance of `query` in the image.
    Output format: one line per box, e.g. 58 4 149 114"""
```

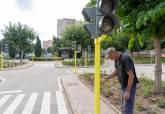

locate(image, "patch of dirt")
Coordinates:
79 73 165 114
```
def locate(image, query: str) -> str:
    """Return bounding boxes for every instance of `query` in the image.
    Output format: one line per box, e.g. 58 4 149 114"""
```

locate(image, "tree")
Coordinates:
117 0 165 93
85 0 96 7
34 36 42 57
61 23 93 53
9 44 17 58
47 47 53 53
52 36 62 54
3 22 37 62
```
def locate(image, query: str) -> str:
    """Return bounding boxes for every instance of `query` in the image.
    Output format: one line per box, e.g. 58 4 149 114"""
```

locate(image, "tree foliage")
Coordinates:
61 23 93 51
117 0 165 40
34 36 42 57
85 0 96 8
52 36 62 54
3 22 37 61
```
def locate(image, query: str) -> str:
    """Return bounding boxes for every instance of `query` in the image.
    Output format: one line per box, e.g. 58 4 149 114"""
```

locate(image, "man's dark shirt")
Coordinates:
115 53 139 90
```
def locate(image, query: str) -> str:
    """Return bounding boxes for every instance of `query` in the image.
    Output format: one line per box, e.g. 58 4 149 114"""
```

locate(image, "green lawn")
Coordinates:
133 57 165 64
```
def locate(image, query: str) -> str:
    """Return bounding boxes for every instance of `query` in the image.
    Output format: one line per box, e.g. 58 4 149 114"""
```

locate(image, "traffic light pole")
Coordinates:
85 50 88 67
74 51 77 73
94 36 105 114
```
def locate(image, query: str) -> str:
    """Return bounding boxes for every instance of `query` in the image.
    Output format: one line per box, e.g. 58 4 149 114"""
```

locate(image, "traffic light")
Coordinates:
82 0 119 38
97 0 119 35
82 7 96 38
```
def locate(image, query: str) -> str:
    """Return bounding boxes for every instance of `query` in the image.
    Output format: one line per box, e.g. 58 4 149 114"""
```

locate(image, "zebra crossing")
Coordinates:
0 91 59 114
34 63 55 67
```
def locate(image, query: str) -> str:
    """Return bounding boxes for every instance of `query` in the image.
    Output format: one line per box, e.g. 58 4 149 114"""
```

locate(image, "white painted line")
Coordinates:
0 77 6 85
57 77 62 91
56 91 68 114
40 92 51 114
0 95 12 108
3 94 25 114
0 90 23 95
22 93 38 114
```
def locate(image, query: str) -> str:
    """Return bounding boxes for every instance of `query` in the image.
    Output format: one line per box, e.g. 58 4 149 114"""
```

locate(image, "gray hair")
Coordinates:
105 47 116 59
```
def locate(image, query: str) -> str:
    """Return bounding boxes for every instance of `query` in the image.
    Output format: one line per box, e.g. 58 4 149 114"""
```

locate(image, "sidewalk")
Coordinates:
61 74 121 114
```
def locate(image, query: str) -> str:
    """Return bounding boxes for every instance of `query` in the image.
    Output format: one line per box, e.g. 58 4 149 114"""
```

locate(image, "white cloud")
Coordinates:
0 0 88 41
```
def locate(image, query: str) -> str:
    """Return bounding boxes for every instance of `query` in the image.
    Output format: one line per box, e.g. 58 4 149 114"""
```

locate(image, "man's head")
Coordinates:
105 47 119 60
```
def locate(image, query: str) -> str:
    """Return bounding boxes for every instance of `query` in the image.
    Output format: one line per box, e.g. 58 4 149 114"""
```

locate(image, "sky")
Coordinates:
0 0 89 41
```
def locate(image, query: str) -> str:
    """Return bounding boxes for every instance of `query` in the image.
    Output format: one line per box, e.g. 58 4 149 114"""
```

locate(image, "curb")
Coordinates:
79 78 121 114
0 63 33 71
60 78 74 114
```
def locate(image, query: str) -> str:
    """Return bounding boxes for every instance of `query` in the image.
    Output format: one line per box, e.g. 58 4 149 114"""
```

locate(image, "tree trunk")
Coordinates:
154 38 162 94
20 50 23 63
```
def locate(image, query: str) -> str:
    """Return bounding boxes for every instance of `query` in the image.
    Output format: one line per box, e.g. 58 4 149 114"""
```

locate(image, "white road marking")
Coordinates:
40 92 51 114
0 95 12 108
56 91 68 114
56 77 68 114
0 77 6 85
3 94 25 114
0 90 23 95
34 64 54 67
57 77 62 91
22 93 38 114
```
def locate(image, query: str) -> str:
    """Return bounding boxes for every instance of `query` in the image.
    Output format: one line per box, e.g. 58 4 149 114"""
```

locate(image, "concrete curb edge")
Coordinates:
60 78 74 114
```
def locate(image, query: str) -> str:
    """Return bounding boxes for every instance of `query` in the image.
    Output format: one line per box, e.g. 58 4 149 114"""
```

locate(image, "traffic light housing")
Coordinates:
82 0 119 38
97 0 119 35
82 7 96 38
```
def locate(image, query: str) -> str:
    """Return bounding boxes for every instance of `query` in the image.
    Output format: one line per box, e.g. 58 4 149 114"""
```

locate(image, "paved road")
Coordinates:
0 62 70 114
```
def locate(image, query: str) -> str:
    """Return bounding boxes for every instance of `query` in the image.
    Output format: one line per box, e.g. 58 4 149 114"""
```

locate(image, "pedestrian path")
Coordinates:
61 74 121 114
0 91 66 114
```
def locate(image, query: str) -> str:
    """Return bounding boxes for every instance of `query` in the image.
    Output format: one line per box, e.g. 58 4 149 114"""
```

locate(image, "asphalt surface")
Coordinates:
0 62 71 114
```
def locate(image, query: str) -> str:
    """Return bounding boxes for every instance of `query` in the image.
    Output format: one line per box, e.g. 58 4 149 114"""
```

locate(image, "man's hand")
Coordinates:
124 90 130 100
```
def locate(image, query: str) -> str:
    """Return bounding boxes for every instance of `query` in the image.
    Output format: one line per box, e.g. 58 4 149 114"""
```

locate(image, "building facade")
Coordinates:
43 40 52 50
57 18 76 39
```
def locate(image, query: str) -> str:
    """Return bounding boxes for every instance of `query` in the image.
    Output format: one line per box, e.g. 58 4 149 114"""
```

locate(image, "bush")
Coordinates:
158 99 165 109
